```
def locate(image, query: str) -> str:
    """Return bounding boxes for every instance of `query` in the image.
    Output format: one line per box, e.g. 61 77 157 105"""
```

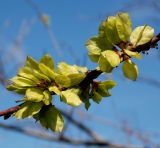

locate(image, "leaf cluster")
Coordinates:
86 12 154 80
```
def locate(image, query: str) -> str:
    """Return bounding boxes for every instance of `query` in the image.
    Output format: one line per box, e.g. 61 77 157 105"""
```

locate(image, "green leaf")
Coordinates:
40 54 54 70
18 67 40 83
97 87 111 97
55 74 71 88
73 65 88 73
86 37 102 62
10 76 36 87
88 53 100 63
130 25 154 46
105 16 121 44
92 91 102 104
122 60 138 81
57 62 78 75
98 80 117 90
25 56 39 70
98 22 113 49
49 86 61 95
43 90 52 105
38 106 64 132
99 50 120 73
15 102 43 119
124 49 142 59
67 73 85 87
6 84 26 94
116 12 132 42
60 88 82 107
25 88 44 102
39 63 56 80
79 89 91 110
32 69 51 82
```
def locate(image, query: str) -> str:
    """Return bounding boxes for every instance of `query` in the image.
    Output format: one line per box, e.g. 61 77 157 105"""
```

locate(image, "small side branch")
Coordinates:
0 122 143 148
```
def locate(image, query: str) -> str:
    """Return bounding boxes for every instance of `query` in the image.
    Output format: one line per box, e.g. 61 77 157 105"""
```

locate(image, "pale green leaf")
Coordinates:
60 89 82 107
15 102 43 119
122 60 138 81
25 88 44 102
25 56 39 70
98 80 117 90
40 54 54 70
98 22 113 49
43 90 52 105
116 12 132 42
88 53 100 63
105 16 121 44
67 73 85 87
39 106 64 132
99 50 120 73
18 67 40 83
32 69 51 82
57 62 78 75
6 84 26 94
10 76 36 87
124 49 142 59
55 74 71 88
130 25 154 46
86 37 102 62
49 86 61 95
73 65 88 73
39 63 57 80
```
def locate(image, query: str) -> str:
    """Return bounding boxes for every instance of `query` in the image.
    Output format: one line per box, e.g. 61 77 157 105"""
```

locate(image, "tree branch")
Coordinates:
0 122 143 148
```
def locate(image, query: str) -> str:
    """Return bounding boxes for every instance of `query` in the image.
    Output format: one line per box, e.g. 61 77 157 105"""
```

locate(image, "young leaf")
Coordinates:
130 25 154 46
10 76 36 87
73 65 88 73
67 73 85 87
25 88 44 102
18 67 40 83
92 91 102 104
79 89 91 110
98 80 117 90
86 36 113 62
86 37 102 62
43 90 52 105
39 63 56 80
25 56 39 70
124 49 142 59
55 74 71 88
99 50 120 73
57 62 78 75
38 105 64 132
49 86 61 95
98 22 113 49
15 102 43 119
60 89 82 107
40 54 54 70
97 87 111 97
105 16 121 44
122 60 138 81
116 12 132 42
6 84 26 94
32 69 51 82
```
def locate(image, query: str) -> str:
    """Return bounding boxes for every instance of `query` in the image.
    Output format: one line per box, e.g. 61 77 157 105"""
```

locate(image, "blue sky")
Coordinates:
0 0 160 147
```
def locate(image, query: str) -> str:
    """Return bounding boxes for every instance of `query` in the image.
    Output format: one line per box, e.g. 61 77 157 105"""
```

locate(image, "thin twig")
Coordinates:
0 122 143 148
